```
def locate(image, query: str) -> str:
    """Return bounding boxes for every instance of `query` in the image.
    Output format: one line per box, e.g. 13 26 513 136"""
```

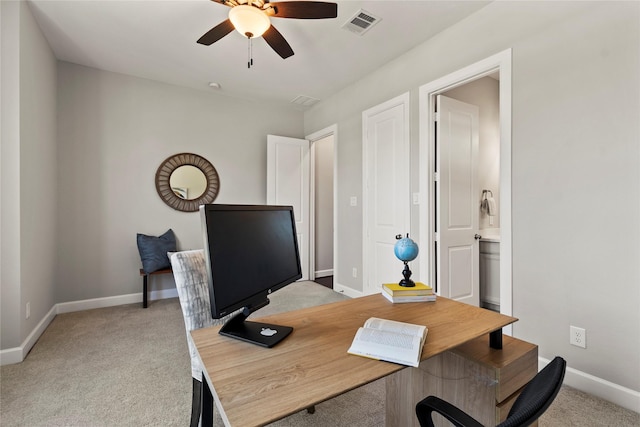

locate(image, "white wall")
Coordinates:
20 0 58 348
511 2 639 395
56 62 304 303
1 0 58 351
304 1 640 404
1 0 23 350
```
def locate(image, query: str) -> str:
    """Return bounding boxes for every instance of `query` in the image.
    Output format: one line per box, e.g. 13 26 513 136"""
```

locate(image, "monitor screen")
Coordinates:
200 204 302 347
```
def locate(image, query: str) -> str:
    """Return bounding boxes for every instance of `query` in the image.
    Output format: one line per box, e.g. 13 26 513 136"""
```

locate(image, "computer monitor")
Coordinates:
200 204 302 347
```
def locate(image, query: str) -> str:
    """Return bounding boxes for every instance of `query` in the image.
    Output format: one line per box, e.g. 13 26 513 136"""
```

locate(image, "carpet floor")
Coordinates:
1 286 638 426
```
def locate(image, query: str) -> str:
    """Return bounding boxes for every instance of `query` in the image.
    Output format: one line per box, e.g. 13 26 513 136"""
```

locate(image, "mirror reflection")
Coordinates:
170 165 207 200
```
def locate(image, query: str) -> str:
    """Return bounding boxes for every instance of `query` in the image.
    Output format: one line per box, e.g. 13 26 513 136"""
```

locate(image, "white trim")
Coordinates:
0 288 178 366
314 269 333 278
419 49 513 334
0 347 23 366
309 140 317 281
333 282 362 299
538 357 640 413
0 304 56 365
57 293 141 314
306 125 338 293
56 288 178 313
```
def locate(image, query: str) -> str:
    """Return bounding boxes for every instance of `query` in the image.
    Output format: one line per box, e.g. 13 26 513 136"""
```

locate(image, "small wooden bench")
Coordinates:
139 268 172 308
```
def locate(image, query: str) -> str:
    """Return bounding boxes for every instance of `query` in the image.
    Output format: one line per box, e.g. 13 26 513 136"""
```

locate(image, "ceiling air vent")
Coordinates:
342 9 381 36
291 95 320 108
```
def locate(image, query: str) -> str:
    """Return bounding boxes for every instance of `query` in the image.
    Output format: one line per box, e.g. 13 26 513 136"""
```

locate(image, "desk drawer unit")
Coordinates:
386 334 538 427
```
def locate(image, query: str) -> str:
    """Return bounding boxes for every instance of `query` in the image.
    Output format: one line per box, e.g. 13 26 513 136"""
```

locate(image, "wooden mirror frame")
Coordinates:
155 153 220 212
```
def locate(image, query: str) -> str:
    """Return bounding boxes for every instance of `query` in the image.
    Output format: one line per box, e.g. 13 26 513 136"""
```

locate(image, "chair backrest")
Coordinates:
170 250 232 379
497 356 566 427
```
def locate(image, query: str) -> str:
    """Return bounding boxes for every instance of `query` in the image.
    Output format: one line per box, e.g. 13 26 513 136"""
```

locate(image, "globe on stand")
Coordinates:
394 234 419 287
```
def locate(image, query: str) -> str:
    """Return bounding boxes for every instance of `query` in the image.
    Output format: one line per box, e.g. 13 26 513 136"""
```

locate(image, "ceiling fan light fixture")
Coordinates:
229 5 271 38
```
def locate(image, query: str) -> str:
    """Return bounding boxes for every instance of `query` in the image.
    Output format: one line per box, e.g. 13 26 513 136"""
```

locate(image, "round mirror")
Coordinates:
155 153 220 212
169 165 207 200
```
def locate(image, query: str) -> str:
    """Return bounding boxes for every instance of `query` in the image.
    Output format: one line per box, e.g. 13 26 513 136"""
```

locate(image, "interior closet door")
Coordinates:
362 93 410 296
267 135 310 280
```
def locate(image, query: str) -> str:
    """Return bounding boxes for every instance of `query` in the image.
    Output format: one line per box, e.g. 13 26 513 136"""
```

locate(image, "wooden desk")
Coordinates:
191 294 518 427
387 333 538 426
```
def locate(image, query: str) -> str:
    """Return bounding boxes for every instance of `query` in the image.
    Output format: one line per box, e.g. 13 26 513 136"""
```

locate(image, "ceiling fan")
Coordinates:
197 0 338 63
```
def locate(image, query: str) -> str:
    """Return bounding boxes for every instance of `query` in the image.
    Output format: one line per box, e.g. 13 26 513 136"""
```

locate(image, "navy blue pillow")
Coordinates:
137 229 176 274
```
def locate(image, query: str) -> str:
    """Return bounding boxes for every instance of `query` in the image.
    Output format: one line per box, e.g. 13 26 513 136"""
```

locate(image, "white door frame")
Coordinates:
306 125 338 283
419 49 513 329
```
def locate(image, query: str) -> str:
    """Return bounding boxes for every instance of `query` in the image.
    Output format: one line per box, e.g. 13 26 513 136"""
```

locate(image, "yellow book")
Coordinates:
381 291 437 304
382 282 433 296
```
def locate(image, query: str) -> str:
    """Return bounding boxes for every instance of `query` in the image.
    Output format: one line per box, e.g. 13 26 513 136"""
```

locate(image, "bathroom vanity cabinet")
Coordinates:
480 239 500 311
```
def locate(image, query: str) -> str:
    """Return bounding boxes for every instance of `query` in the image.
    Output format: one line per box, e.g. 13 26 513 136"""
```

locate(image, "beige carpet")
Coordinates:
1 285 638 426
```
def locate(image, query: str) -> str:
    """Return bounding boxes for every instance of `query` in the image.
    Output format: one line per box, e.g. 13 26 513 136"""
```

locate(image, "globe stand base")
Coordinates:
399 262 415 287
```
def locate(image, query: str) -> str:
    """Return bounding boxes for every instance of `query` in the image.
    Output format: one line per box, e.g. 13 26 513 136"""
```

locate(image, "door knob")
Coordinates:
474 234 482 240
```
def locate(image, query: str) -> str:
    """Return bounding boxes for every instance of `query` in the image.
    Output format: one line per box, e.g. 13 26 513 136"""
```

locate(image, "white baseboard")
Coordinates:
56 288 178 313
0 304 57 365
0 348 23 365
314 269 334 278
56 293 142 314
0 288 178 366
333 282 362 298
539 357 640 413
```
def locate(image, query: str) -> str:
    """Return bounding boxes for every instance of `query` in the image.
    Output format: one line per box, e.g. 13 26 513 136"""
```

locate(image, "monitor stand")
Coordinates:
219 307 293 348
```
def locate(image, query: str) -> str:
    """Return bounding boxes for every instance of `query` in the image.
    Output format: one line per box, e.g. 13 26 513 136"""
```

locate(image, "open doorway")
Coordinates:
418 49 513 329
307 125 337 288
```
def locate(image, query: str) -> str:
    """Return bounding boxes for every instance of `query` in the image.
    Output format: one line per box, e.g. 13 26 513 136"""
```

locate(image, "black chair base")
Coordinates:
416 356 566 427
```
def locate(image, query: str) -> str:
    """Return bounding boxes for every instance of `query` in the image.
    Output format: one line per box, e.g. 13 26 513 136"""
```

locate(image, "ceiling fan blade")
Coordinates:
197 19 235 46
269 1 337 19
210 0 233 7
262 25 294 59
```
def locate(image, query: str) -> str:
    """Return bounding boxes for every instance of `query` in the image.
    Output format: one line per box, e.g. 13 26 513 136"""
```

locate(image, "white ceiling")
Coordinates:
28 0 491 110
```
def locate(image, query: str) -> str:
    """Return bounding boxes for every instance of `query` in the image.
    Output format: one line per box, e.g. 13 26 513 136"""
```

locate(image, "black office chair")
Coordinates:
416 356 566 427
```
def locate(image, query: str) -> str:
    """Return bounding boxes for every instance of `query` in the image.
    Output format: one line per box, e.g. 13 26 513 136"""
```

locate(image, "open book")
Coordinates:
347 317 428 367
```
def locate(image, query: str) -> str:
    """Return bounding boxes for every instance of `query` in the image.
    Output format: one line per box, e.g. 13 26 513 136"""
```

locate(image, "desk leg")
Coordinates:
143 275 148 308
202 374 214 427
490 329 503 349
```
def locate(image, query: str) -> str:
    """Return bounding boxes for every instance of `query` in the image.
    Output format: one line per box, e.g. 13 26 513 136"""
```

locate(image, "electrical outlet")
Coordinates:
570 326 586 348
26 302 31 319
350 196 357 207
352 268 358 278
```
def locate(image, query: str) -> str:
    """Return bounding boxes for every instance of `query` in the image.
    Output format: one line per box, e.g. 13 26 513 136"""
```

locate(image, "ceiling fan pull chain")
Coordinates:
247 36 254 69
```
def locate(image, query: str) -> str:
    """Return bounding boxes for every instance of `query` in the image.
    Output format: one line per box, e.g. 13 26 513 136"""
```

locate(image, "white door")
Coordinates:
363 93 410 296
266 135 310 280
436 95 480 306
